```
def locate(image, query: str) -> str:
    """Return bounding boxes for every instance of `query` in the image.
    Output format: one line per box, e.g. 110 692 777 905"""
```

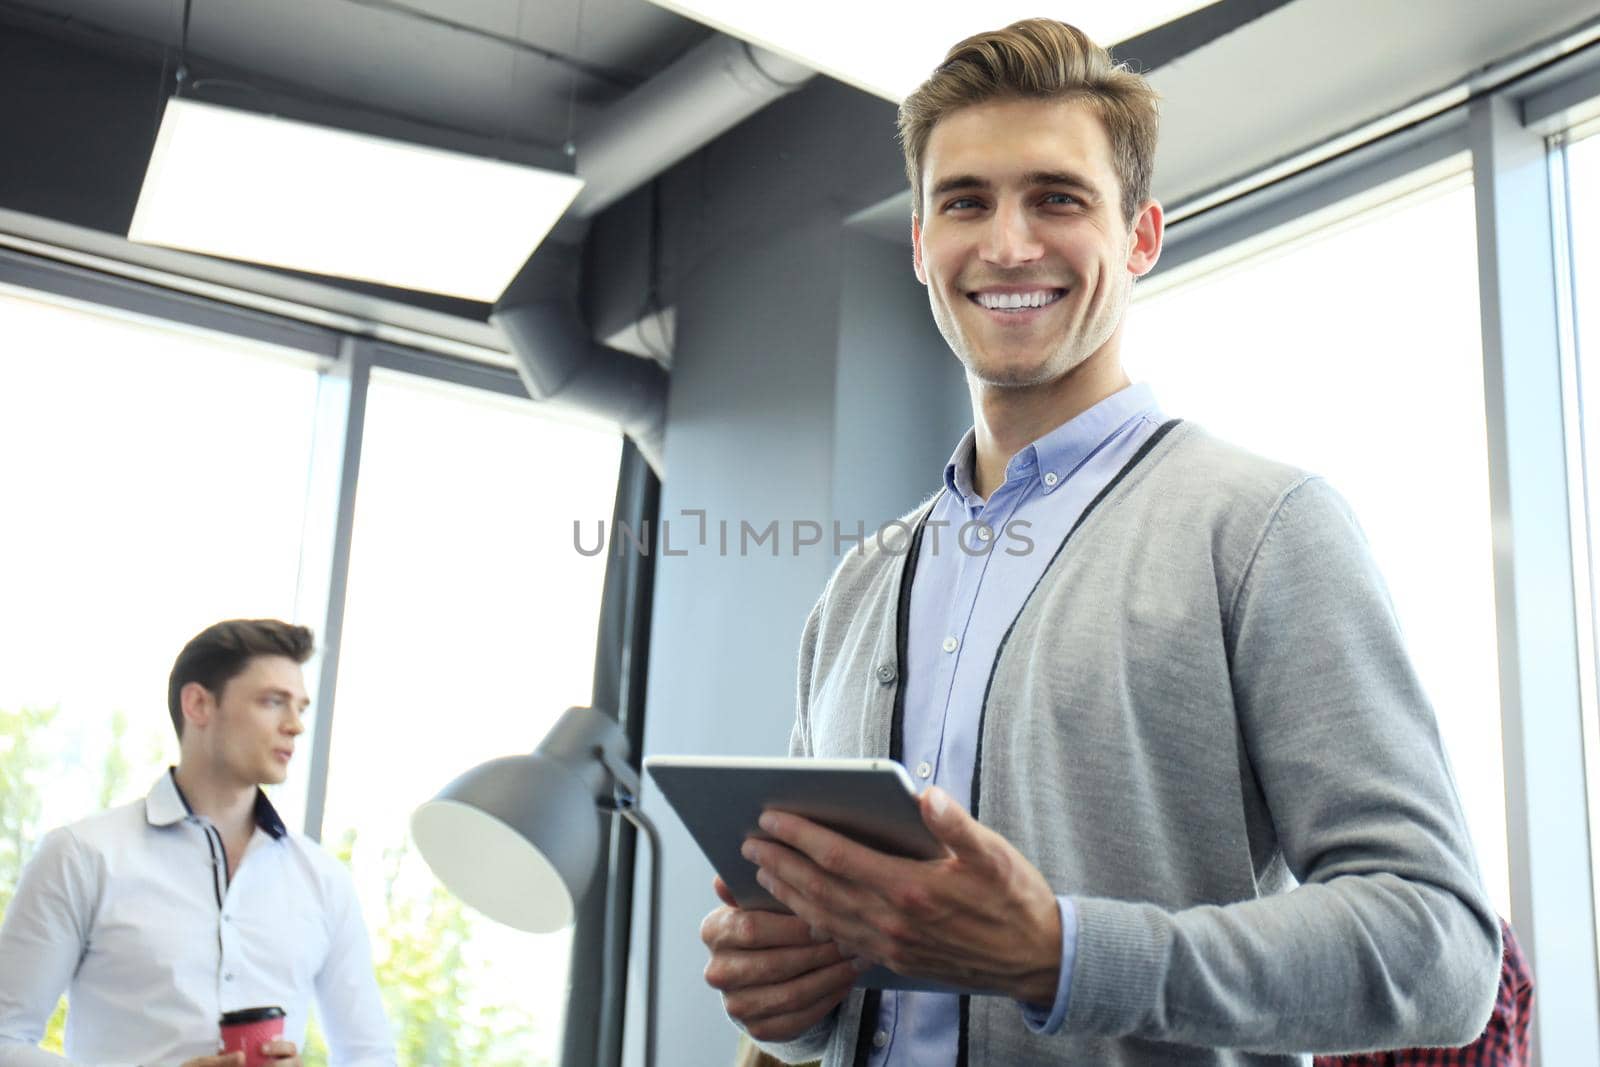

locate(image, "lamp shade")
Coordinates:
411 707 631 933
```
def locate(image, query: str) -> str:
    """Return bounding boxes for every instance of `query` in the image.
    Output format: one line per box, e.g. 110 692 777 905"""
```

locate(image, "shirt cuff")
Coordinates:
1019 896 1077 1035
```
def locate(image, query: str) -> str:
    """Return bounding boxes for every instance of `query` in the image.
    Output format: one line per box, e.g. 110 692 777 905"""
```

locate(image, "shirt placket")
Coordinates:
914 484 1025 793
196 818 248 1005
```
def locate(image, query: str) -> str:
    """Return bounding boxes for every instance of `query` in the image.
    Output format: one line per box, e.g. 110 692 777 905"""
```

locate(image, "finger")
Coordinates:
701 904 823 951
758 868 884 963
705 939 851 992
713 875 739 909
742 972 858 1044
918 786 989 861
750 841 881 930
724 957 861 1027
260 1041 298 1056
753 813 909 891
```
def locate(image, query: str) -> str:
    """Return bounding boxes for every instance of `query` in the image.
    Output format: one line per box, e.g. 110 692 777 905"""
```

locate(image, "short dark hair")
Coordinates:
168 619 315 738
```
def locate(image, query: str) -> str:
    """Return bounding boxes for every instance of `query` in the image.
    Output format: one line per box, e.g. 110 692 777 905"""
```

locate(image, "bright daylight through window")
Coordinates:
1560 122 1600 942
309 369 621 1066
1125 174 1511 915
0 288 323 1051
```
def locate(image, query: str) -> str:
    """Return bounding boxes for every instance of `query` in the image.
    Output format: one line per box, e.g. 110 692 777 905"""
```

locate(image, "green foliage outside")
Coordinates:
1 705 82 1052
300 830 547 1067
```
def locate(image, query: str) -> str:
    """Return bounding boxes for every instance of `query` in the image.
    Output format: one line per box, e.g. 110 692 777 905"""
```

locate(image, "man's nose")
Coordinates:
980 202 1044 267
285 710 306 736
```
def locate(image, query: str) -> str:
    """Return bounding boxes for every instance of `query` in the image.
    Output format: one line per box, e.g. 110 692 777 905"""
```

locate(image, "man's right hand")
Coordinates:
700 876 863 1042
180 1055 245 1067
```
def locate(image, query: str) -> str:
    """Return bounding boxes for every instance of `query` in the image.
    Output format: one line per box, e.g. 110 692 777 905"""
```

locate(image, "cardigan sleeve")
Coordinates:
1061 476 1501 1053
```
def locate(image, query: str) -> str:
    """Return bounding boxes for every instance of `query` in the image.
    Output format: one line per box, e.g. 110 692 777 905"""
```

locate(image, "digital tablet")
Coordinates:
644 755 956 992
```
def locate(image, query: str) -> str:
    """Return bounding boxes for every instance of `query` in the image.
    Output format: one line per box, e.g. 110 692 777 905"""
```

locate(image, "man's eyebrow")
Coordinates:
1025 170 1101 198
928 171 1104 200
929 174 991 199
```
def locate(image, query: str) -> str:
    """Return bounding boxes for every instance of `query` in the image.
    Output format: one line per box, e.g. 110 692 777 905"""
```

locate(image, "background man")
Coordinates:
700 19 1500 1067
0 619 395 1067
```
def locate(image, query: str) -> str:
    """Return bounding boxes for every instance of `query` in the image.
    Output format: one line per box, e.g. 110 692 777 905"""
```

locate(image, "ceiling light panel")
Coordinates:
130 98 583 303
647 1 1210 101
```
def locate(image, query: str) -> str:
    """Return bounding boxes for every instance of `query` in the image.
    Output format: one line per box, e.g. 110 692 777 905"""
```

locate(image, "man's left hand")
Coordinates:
260 1039 302 1066
741 785 1063 1004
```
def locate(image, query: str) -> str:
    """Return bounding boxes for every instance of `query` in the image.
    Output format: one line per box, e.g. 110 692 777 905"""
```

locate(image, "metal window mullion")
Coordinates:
300 337 373 844
1552 126 1600 1027
1471 92 1600 1065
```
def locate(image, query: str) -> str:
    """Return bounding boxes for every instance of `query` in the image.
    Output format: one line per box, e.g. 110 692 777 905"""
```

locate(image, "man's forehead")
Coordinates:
236 654 310 697
923 97 1117 186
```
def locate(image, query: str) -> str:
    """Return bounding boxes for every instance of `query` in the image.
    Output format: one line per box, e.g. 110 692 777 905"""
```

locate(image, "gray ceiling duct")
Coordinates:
496 33 813 478
568 33 815 218
493 299 669 475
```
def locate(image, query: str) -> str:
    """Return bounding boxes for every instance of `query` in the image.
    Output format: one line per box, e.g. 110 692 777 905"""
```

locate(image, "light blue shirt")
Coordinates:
871 382 1165 1066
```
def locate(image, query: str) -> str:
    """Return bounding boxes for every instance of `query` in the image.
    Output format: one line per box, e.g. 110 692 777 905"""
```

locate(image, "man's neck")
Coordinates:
968 348 1131 500
172 762 258 841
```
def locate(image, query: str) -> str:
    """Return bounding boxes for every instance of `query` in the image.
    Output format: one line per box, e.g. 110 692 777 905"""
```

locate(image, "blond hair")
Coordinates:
898 19 1160 223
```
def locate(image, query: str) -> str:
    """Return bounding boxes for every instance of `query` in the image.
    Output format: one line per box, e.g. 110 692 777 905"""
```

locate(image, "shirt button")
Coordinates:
915 761 932 779
942 636 958 653
222 915 231 923
875 664 897 685
872 1030 889 1049
224 973 234 982
976 525 992 542
1043 472 1059 487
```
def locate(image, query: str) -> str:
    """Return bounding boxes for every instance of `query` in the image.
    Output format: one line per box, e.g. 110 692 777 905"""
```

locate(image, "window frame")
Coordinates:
0 242 648 1067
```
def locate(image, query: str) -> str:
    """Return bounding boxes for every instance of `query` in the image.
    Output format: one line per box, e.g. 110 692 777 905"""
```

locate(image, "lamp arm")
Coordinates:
596 746 657 1067
597 744 643 798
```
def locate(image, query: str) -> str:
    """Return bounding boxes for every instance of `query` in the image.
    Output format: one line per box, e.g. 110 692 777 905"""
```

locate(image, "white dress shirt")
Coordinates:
0 770 395 1067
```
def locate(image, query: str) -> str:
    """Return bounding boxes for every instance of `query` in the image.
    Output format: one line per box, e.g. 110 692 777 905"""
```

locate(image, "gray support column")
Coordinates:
626 215 847 1067
1470 92 1600 1064
297 337 373 843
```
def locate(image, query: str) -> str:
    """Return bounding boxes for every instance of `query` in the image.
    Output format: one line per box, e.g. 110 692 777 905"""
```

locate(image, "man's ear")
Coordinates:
1127 199 1165 278
180 681 216 733
912 214 928 286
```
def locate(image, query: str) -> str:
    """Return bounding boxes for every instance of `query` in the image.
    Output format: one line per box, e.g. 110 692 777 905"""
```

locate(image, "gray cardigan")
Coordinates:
768 422 1500 1067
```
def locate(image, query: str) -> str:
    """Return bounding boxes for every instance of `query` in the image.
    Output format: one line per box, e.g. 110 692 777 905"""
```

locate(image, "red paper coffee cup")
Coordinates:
219 1006 286 1067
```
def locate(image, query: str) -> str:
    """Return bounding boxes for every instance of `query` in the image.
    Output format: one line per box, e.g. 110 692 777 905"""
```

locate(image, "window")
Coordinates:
0 285 324 1049
1125 175 1510 913
310 368 621 1065
1560 120 1600 948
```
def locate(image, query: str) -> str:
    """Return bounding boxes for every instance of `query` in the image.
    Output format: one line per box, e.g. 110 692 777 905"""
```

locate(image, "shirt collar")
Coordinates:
146 768 288 840
943 382 1160 504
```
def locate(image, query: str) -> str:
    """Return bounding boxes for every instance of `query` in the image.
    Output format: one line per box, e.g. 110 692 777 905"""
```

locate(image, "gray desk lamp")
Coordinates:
411 706 659 1067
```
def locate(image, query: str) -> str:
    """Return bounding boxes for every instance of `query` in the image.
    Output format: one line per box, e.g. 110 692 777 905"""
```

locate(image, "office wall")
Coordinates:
629 213 965 1065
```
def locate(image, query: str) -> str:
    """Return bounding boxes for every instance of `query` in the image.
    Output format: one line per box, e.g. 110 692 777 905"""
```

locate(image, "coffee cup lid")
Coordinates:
220 1006 286 1025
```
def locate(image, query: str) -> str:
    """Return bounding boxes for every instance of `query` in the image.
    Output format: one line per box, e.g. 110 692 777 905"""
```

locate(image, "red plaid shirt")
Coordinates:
1313 920 1532 1067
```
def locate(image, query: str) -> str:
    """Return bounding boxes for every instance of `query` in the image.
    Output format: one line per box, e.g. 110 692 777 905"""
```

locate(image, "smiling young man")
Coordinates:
699 19 1500 1067
0 620 395 1067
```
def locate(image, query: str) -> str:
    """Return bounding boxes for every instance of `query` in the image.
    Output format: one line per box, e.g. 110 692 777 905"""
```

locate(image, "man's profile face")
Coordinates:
912 96 1159 391
204 654 309 788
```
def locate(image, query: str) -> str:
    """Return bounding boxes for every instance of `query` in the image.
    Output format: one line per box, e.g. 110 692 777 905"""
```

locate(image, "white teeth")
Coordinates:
975 290 1060 310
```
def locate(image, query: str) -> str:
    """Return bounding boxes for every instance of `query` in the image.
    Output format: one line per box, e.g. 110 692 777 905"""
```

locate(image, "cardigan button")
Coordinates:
875 664 896 685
